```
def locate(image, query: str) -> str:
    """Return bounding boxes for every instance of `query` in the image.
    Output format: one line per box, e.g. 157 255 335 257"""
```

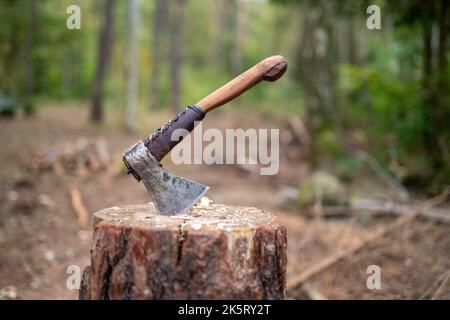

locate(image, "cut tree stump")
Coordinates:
80 202 287 300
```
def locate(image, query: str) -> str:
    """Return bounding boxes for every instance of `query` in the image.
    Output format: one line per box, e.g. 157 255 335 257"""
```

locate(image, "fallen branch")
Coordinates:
68 185 89 227
319 198 450 224
351 198 450 224
32 138 112 178
353 149 410 201
432 271 450 300
288 187 449 290
419 270 450 300
341 136 410 202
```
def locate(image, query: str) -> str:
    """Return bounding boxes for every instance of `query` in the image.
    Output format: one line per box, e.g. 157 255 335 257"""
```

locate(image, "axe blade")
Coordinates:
144 168 209 216
123 141 209 216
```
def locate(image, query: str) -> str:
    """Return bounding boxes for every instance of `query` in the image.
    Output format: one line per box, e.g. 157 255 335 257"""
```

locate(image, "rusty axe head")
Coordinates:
123 140 208 215
123 55 287 216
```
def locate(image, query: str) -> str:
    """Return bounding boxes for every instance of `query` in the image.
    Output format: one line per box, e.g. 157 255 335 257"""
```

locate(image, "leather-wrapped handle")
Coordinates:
196 55 287 113
144 106 205 162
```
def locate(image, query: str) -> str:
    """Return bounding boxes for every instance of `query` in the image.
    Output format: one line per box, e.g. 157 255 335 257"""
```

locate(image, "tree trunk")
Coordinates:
125 0 140 132
422 20 434 150
150 0 169 110
91 0 115 123
438 0 449 77
422 22 433 88
214 0 237 73
294 1 338 165
348 16 361 66
80 203 287 300
231 0 246 75
169 0 186 112
430 0 450 169
214 0 227 68
22 0 37 98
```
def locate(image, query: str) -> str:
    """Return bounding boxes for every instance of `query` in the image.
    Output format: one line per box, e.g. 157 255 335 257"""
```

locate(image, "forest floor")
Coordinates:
0 105 449 299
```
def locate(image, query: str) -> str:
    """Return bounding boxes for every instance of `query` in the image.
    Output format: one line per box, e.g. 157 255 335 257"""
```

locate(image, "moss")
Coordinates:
298 171 348 207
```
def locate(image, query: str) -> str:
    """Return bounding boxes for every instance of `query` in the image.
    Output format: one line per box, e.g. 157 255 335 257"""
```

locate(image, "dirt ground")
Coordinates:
0 106 449 299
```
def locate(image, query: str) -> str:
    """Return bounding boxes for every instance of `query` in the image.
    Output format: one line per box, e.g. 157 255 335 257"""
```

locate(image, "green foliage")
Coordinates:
23 100 37 116
316 129 345 157
337 17 449 191
340 63 426 151
0 88 20 114
332 155 361 182
0 0 96 100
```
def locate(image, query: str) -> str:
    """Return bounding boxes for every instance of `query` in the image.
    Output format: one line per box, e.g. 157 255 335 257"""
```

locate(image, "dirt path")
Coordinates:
0 106 449 299
0 106 298 299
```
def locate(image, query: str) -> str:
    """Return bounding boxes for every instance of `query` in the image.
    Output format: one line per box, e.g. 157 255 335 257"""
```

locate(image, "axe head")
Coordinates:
123 141 209 216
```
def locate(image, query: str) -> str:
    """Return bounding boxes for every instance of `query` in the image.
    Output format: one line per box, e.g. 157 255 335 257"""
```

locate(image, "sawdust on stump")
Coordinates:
80 201 287 300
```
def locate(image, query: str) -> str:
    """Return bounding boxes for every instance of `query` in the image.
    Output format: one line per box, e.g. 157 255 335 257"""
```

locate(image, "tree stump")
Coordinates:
80 201 287 300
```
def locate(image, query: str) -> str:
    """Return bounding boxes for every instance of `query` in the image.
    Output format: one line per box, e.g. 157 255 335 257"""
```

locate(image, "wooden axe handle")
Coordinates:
196 55 287 113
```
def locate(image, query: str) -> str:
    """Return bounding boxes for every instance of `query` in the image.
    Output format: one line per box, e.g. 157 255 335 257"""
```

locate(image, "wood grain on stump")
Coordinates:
80 202 287 300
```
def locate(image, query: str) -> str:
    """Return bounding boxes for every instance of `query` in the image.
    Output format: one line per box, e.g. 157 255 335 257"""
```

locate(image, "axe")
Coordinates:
123 55 287 215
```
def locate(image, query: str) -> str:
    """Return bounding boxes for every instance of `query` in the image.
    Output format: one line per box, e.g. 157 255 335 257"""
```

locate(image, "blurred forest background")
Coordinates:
1 0 449 193
0 0 449 300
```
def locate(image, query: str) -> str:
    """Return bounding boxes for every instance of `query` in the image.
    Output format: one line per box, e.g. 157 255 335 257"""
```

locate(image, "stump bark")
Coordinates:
80 202 287 300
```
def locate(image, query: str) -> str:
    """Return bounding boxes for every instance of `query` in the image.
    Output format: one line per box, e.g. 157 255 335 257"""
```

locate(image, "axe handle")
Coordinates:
140 55 287 162
196 55 287 113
